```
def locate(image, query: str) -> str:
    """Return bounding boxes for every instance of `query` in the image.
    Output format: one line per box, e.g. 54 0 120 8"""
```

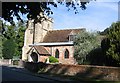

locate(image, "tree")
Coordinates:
105 22 120 66
2 1 90 24
0 21 26 59
0 35 2 59
0 20 3 59
2 24 17 59
2 38 17 59
1 21 26 59
15 21 26 58
74 31 101 64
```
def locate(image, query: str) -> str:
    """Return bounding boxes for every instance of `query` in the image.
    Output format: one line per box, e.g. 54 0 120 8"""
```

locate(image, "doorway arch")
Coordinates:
30 52 38 63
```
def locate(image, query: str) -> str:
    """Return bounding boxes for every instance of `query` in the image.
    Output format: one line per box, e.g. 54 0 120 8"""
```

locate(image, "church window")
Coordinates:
64 49 69 58
55 49 59 58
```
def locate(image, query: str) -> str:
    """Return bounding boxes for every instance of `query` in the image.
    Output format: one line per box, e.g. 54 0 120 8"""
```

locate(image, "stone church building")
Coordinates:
22 15 85 64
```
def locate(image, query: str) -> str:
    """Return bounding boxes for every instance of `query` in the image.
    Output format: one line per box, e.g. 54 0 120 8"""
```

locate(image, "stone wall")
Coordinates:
43 64 120 81
0 59 12 65
23 62 120 81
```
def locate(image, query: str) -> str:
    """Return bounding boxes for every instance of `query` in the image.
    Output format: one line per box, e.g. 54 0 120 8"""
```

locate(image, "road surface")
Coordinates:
1 65 60 82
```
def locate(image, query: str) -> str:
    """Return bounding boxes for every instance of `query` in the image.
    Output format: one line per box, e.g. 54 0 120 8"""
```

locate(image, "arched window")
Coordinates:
55 49 59 58
64 49 69 58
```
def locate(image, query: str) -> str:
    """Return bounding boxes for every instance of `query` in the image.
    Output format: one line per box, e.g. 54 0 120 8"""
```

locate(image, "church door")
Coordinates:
30 52 38 63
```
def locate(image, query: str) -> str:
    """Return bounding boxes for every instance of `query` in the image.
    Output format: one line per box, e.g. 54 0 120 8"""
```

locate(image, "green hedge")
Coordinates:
49 56 59 63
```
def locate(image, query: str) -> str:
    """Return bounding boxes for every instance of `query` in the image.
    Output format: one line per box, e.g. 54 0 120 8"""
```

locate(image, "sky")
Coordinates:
48 0 119 31
6 0 119 32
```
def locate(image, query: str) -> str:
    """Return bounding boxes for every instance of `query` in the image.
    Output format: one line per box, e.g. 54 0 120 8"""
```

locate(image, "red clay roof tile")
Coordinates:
42 28 85 43
34 46 50 55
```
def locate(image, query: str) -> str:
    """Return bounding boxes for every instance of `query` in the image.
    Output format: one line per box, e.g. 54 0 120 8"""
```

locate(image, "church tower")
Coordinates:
34 15 53 43
22 14 53 61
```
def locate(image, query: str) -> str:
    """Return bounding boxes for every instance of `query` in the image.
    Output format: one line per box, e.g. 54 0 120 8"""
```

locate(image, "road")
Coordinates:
1 65 60 82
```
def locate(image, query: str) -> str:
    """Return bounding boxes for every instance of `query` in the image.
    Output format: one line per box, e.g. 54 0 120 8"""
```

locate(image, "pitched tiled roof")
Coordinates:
42 28 85 43
34 46 50 55
27 46 50 55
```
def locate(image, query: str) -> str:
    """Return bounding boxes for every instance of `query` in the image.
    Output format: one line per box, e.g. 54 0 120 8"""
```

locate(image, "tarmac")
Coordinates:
2 64 73 82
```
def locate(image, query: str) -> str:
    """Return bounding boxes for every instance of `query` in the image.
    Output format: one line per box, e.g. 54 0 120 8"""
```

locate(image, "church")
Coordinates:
22 14 85 64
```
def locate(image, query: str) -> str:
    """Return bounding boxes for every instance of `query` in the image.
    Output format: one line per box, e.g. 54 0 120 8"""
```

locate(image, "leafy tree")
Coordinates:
0 20 3 59
1 21 26 59
15 21 26 58
74 31 101 64
2 38 17 59
99 28 109 35
105 22 120 66
0 35 2 59
2 1 90 24
2 24 17 59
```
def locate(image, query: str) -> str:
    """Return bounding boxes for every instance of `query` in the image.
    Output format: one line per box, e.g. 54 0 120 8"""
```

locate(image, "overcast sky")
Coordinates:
49 0 119 31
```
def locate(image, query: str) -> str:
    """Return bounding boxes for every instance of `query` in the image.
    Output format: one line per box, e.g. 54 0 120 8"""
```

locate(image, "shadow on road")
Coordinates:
1 65 61 82
1 65 76 83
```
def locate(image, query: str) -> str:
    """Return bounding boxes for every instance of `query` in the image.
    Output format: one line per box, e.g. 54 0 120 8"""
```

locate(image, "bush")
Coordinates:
74 31 101 64
49 56 59 63
86 47 106 66
13 60 19 65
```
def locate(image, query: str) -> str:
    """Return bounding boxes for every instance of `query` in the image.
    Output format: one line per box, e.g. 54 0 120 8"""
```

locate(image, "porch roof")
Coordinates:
34 46 50 55
27 46 50 55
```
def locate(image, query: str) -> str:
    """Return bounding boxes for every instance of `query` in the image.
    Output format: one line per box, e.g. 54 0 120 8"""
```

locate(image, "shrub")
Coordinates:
74 31 101 64
49 56 59 63
13 60 19 65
